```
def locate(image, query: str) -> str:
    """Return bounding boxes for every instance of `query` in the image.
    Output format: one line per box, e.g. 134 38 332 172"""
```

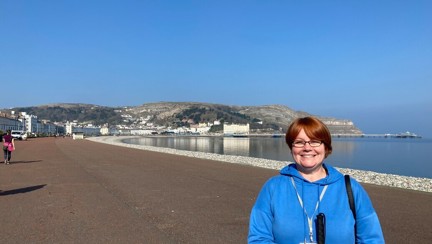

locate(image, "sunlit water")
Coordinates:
123 136 432 179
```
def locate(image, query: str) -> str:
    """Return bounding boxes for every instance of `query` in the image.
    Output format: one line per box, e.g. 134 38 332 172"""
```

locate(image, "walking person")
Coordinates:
248 117 384 243
3 129 15 164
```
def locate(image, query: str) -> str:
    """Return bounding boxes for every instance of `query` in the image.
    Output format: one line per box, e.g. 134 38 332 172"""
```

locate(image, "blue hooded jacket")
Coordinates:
248 163 384 243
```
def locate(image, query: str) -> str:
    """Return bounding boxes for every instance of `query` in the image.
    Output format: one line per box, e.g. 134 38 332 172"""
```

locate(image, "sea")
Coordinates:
123 136 432 179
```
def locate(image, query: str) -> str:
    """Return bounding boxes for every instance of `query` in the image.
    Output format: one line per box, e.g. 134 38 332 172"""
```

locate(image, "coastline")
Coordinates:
87 136 432 193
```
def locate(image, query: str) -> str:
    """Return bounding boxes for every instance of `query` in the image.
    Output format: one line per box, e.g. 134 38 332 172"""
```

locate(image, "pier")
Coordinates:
224 133 422 138
332 133 422 138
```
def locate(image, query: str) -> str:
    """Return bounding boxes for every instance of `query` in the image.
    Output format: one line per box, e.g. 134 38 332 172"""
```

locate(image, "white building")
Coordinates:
189 123 211 134
72 132 84 140
20 113 38 134
100 126 110 135
65 121 101 136
65 122 77 135
223 123 250 136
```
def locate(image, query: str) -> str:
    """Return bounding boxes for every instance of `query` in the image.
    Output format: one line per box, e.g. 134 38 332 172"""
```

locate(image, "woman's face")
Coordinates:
291 129 326 173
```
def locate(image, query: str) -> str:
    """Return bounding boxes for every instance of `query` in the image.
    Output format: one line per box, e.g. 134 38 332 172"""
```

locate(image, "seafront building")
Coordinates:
0 114 22 131
0 111 64 136
223 123 250 136
65 121 101 136
100 125 110 135
189 123 212 134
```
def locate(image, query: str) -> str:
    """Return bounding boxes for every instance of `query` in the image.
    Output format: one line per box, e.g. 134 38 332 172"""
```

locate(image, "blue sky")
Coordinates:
1 1 431 137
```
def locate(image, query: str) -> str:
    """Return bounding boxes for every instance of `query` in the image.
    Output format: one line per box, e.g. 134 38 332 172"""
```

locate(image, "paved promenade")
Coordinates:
1 137 431 243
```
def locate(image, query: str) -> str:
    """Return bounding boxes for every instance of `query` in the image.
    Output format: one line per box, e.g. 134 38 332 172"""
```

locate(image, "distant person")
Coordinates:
248 117 384 243
3 129 15 164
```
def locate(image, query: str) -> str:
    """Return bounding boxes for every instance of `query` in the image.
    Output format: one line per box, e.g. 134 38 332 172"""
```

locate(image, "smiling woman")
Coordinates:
290 130 327 181
248 116 385 244
285 117 333 182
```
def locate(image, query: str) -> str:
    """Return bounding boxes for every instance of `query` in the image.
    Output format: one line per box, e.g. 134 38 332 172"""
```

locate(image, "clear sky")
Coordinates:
1 1 431 137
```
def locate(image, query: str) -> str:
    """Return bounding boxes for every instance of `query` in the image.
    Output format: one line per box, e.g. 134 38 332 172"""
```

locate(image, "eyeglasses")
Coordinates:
292 140 323 148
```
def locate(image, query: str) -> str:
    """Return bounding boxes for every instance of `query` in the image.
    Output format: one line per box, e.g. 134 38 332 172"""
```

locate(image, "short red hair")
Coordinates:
285 117 332 158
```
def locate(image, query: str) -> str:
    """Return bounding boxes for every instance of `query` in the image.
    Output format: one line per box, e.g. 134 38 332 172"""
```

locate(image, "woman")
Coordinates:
248 117 384 243
3 129 15 164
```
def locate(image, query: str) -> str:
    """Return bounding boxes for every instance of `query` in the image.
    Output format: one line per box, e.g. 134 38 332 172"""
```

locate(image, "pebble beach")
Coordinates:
88 136 432 193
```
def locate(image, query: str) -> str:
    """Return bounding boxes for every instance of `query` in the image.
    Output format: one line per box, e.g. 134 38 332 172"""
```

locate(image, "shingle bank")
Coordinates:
87 136 432 193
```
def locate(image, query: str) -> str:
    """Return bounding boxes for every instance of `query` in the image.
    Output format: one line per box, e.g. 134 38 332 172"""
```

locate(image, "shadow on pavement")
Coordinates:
0 184 46 196
9 160 43 164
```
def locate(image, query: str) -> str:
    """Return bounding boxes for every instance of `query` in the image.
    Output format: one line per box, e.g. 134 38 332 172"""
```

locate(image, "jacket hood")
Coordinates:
280 163 343 185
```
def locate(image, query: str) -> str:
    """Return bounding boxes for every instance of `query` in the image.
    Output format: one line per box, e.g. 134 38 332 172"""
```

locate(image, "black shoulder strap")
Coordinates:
344 175 356 219
345 175 358 243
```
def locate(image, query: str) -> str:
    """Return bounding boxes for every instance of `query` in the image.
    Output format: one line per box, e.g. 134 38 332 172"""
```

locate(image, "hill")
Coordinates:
9 103 124 126
4 102 362 134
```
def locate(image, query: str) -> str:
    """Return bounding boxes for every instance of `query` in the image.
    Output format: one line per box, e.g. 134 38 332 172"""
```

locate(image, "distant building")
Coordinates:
223 123 250 136
0 116 22 132
100 126 110 135
190 123 211 134
72 132 84 140
65 121 101 136
65 122 76 135
73 126 101 136
130 129 157 135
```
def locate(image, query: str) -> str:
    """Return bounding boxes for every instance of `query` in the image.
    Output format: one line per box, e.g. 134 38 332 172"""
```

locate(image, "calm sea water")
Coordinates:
123 136 432 179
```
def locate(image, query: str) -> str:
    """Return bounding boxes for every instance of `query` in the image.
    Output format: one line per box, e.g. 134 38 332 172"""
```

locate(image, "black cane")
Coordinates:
316 213 326 244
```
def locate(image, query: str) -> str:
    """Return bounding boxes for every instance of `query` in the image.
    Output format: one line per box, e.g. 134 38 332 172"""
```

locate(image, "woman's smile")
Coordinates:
291 129 326 175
